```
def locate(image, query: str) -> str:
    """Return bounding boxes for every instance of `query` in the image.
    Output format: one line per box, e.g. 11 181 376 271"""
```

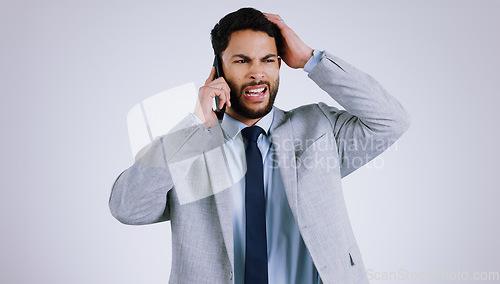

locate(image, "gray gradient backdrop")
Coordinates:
1 0 499 283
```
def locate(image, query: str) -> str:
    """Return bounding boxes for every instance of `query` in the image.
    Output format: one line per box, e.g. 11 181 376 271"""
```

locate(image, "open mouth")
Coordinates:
243 85 268 101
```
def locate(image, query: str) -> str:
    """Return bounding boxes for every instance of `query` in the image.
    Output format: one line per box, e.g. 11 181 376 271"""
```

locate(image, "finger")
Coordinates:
263 12 279 18
207 79 231 94
263 13 285 25
263 13 277 22
206 86 230 109
205 66 216 84
216 88 231 109
205 86 231 108
206 77 231 98
221 90 231 108
219 96 225 110
220 93 231 109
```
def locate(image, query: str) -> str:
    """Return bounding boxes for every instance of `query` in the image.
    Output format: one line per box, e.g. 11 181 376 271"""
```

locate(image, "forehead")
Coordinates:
224 30 277 57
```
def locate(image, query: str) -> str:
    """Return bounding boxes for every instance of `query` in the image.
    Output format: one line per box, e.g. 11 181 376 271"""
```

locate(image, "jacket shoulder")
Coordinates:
280 102 340 129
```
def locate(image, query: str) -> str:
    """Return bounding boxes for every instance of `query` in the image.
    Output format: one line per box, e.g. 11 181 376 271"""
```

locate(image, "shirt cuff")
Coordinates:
303 49 324 73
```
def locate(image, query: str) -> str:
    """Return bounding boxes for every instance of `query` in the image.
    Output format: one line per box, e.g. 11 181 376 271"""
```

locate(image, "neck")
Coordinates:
225 109 262 126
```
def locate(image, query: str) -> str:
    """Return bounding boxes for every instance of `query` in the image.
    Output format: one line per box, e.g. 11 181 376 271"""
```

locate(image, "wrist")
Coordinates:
300 48 314 68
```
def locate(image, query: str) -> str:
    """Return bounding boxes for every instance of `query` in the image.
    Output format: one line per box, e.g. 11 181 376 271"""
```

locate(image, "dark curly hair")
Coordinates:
211 7 282 58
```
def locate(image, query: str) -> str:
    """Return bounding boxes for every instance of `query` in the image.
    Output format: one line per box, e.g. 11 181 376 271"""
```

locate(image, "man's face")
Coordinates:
221 29 281 121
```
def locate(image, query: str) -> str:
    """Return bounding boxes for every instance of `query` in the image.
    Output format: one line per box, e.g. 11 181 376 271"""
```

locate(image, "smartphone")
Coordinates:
213 55 226 120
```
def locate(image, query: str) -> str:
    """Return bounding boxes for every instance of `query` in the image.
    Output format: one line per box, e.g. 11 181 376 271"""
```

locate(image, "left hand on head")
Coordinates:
264 13 314 69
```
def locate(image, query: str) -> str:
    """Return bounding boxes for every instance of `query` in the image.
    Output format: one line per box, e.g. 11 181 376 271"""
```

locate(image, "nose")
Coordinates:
248 61 265 80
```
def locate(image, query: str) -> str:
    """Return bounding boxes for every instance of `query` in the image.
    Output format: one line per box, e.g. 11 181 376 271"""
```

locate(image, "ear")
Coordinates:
278 57 282 68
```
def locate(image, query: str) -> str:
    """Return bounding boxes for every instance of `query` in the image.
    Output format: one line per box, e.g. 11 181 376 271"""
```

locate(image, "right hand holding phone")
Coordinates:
194 67 231 128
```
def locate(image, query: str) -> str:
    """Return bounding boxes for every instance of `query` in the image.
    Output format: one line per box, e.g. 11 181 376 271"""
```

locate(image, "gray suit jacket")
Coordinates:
109 51 410 283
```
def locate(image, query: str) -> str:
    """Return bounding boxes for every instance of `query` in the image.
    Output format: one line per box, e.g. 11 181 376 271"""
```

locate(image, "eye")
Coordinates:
235 60 248 63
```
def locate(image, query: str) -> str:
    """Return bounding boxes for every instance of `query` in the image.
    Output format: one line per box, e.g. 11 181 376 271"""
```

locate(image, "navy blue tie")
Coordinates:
241 126 268 284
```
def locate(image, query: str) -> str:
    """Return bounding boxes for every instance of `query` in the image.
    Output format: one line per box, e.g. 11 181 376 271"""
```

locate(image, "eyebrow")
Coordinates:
231 54 278 60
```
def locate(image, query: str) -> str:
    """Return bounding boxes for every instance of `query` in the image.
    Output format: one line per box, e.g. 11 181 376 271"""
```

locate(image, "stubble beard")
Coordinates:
226 77 280 120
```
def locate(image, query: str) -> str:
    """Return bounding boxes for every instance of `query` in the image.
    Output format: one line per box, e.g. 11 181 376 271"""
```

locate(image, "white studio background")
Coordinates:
1 0 499 283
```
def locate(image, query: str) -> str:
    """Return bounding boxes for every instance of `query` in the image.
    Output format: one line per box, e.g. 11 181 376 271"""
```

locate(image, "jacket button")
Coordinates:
229 271 233 280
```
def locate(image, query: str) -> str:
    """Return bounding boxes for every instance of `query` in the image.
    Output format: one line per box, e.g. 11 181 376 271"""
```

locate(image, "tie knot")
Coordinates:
241 126 264 142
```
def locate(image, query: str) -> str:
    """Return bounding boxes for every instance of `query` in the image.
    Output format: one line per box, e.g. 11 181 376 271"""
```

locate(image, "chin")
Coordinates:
238 104 273 119
227 78 279 120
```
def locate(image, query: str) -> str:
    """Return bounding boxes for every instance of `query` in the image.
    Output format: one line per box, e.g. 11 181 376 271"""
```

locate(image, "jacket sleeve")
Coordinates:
109 113 226 225
109 138 172 225
308 51 411 178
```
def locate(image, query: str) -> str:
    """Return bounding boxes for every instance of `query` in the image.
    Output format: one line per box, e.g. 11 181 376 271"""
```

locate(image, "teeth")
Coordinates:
248 87 265 93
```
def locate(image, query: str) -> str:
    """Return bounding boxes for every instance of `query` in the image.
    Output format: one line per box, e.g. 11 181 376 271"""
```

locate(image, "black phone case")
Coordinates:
213 55 226 120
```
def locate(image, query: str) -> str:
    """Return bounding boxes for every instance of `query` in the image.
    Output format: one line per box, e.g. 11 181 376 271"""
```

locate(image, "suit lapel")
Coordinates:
207 120 234 270
213 187 234 270
269 108 299 221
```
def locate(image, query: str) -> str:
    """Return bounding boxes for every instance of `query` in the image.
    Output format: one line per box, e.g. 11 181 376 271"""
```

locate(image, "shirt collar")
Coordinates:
221 107 275 140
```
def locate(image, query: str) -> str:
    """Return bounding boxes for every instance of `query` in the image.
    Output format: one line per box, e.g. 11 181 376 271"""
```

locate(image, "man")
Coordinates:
109 8 410 284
